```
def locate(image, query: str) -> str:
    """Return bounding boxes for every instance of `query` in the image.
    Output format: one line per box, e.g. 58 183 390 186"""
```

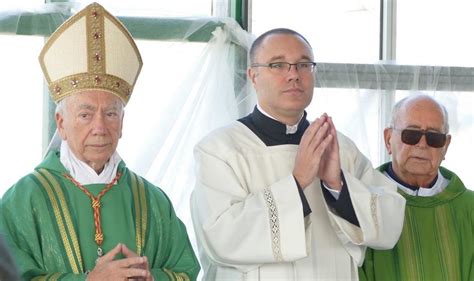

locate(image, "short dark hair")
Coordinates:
249 28 312 63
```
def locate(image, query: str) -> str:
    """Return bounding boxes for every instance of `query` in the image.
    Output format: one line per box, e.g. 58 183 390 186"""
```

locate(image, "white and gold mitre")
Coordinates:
39 2 142 104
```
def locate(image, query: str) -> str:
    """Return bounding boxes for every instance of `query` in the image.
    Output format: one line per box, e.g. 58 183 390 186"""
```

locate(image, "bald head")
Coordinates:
390 95 450 133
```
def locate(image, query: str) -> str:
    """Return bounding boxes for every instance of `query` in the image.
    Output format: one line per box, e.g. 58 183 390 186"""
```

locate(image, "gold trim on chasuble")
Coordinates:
34 169 84 274
130 171 147 256
399 208 421 280
35 169 149 274
263 188 284 262
32 272 62 281
164 268 191 281
435 205 460 281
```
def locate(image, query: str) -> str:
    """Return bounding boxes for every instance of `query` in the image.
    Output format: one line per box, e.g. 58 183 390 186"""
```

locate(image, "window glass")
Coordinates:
251 0 380 63
307 88 383 165
0 35 44 195
397 0 474 66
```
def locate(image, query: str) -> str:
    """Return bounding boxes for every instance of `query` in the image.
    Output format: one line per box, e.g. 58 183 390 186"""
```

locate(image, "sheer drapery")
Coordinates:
118 20 254 243
0 2 79 34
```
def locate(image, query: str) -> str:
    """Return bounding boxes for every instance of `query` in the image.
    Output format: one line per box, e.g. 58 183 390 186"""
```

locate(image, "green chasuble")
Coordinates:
359 163 474 281
0 151 200 281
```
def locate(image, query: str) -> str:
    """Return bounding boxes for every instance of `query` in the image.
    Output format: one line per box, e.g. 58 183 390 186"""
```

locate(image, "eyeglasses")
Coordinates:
251 62 316 74
393 128 447 148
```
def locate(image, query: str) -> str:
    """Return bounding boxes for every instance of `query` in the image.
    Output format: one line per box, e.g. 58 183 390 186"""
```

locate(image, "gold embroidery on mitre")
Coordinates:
49 73 132 104
87 4 105 75
39 2 142 105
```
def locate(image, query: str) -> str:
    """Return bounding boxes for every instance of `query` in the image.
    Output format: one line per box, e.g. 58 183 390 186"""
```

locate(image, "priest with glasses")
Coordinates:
359 95 473 281
192 28 406 281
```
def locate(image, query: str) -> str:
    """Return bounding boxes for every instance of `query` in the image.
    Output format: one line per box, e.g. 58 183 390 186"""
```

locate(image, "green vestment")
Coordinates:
0 151 200 281
359 163 474 281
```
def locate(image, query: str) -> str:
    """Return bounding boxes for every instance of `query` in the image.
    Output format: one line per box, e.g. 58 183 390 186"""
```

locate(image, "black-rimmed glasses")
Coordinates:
251 62 316 74
393 128 447 148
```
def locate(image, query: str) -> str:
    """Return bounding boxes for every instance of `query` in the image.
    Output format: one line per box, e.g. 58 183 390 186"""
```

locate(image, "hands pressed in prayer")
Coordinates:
87 244 152 281
293 113 342 190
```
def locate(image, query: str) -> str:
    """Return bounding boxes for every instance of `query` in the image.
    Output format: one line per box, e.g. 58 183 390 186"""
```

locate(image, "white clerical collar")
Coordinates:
384 170 449 197
256 103 303 134
60 141 122 185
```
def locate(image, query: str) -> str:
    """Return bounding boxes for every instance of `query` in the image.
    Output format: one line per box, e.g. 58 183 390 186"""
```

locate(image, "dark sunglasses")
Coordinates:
394 128 447 148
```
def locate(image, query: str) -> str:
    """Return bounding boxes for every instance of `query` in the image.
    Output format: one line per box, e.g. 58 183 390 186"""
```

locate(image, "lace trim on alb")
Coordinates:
263 188 283 262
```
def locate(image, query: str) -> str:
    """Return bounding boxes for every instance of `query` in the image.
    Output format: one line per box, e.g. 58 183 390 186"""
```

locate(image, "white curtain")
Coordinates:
118 20 254 248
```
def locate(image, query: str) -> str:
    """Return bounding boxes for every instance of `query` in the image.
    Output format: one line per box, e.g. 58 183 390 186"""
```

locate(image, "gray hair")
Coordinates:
54 94 125 117
55 97 67 116
389 95 450 133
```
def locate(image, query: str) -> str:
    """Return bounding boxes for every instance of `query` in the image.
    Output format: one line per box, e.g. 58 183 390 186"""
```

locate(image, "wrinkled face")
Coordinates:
56 90 124 172
384 98 451 184
248 33 315 123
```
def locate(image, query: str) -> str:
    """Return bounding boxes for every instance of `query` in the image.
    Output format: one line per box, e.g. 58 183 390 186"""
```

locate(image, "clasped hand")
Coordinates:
86 243 153 281
293 113 342 190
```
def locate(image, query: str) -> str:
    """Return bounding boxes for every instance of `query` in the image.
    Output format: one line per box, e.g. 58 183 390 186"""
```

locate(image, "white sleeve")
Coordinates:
326 134 406 266
191 143 309 271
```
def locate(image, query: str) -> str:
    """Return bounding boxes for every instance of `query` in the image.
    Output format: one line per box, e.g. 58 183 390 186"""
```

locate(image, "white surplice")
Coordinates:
191 121 406 281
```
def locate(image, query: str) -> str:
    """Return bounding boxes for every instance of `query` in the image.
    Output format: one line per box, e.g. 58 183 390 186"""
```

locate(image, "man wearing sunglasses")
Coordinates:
360 95 473 281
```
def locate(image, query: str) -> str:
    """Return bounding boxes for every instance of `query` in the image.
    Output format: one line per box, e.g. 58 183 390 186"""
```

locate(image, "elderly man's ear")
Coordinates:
383 127 393 155
442 134 452 160
55 112 67 140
